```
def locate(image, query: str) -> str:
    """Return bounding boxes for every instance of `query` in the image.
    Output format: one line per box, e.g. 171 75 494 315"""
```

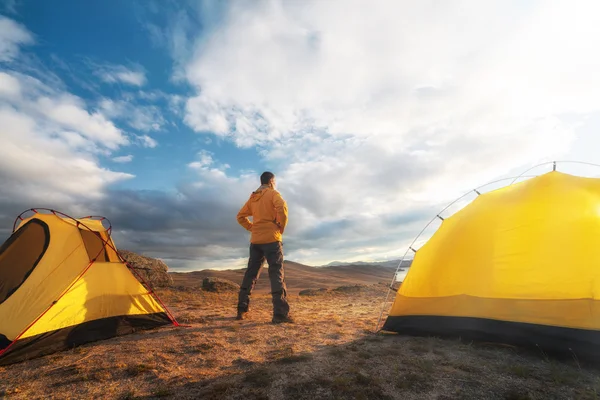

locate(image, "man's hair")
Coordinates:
260 171 275 185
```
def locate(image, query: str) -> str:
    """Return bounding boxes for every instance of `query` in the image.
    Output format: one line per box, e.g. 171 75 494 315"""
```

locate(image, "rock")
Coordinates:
299 288 330 296
202 277 240 293
173 285 197 293
233 358 255 367
118 250 173 288
333 284 369 293
377 281 402 291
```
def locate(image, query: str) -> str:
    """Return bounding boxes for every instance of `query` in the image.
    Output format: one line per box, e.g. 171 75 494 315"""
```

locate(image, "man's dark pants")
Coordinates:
237 241 290 317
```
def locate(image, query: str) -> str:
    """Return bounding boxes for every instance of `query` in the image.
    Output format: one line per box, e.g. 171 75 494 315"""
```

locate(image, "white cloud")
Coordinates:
95 63 147 86
0 106 133 205
0 16 33 62
184 96 229 135
99 98 165 132
188 149 214 169
183 1 599 145
177 0 600 264
187 149 238 190
0 71 20 97
168 94 184 116
0 17 134 218
36 95 128 150
0 71 129 152
113 155 134 163
136 134 158 148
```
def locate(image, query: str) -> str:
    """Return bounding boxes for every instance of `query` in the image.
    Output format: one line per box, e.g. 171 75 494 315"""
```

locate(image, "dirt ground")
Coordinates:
1 285 599 400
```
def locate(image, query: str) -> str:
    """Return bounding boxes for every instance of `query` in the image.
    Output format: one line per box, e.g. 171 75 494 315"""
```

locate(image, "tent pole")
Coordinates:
375 250 410 332
509 160 600 185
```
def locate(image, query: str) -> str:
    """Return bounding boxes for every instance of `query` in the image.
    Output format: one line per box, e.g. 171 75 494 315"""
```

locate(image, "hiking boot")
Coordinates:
236 311 248 321
272 314 295 324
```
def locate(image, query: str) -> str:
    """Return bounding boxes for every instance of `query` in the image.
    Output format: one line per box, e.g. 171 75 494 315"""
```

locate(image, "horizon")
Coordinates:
163 255 414 273
2 1 600 271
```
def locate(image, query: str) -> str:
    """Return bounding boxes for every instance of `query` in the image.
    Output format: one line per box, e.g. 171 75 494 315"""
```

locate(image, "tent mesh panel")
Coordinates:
0 219 49 304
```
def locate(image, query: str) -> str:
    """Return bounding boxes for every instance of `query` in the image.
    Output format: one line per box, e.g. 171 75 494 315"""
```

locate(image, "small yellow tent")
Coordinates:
382 170 600 358
0 209 178 365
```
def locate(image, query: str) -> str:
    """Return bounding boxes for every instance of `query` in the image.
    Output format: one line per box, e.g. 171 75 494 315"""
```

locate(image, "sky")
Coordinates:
1 0 600 271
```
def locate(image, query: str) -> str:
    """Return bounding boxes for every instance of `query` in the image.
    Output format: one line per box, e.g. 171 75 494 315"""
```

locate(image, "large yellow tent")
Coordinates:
382 170 600 358
0 209 178 365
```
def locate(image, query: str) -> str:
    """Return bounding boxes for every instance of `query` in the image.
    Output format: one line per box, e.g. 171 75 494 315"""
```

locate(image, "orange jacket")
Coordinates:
237 185 288 244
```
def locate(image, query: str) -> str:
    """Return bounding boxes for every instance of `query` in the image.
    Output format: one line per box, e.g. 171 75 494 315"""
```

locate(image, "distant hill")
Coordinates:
321 259 412 268
170 260 404 294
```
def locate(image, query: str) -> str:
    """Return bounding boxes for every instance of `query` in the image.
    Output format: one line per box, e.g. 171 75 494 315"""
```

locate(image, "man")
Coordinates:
236 171 294 323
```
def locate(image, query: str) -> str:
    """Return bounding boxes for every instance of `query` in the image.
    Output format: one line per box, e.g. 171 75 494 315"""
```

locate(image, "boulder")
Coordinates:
333 284 370 293
299 288 330 296
202 277 240 293
377 281 402 291
118 250 173 288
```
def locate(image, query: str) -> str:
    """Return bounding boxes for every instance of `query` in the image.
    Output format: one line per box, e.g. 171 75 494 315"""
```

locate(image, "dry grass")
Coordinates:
1 285 600 399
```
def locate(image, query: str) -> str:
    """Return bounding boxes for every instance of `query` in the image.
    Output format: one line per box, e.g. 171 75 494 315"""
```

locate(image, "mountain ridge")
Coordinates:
169 259 408 294
320 259 412 268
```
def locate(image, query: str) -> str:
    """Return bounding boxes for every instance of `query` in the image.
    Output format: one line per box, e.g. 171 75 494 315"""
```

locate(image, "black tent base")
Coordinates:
0 312 171 366
382 315 600 365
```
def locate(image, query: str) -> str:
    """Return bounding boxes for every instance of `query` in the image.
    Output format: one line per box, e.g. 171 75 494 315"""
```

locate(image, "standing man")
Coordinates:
236 171 294 323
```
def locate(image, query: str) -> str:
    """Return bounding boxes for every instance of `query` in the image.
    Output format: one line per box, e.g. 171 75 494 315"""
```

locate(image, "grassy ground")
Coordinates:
1 285 599 399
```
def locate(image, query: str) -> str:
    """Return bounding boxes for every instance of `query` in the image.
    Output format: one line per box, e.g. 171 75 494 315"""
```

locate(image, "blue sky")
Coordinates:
3 1 265 191
1 0 600 271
